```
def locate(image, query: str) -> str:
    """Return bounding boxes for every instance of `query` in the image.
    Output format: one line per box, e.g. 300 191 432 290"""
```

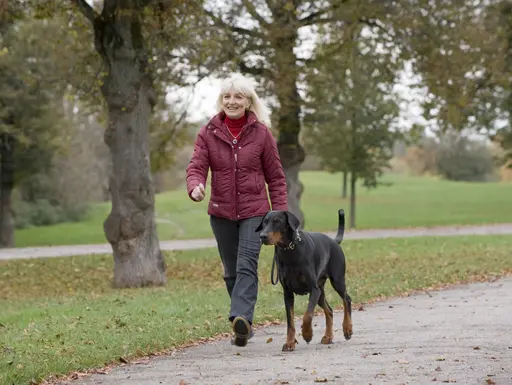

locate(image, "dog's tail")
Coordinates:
334 209 345 244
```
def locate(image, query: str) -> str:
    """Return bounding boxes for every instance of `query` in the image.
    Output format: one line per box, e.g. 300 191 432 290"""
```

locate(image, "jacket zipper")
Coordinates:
214 120 255 221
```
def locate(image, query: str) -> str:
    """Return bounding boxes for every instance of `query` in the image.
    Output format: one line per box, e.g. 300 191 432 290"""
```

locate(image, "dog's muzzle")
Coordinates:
259 233 270 245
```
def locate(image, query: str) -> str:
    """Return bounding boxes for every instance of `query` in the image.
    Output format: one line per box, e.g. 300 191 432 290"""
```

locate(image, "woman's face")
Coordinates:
222 89 250 119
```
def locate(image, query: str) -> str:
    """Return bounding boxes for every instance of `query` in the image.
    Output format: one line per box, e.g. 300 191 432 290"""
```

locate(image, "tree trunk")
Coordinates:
342 171 348 199
270 9 305 228
93 5 165 288
0 133 15 248
349 172 356 229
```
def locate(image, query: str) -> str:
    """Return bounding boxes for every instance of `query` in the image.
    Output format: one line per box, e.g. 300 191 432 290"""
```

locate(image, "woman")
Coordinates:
186 73 288 347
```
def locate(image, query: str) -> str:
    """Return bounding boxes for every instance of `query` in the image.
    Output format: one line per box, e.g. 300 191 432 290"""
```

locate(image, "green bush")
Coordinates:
436 133 497 182
13 173 90 229
13 198 89 229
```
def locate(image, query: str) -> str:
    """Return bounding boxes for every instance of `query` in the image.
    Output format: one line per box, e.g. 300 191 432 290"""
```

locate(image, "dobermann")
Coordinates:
255 209 353 352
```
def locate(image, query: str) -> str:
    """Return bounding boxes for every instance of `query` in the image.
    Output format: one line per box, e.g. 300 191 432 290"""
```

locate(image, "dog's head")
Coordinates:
255 210 301 246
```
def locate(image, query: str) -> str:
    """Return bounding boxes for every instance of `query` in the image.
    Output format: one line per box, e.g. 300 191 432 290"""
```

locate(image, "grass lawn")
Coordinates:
14 172 512 248
1 234 512 384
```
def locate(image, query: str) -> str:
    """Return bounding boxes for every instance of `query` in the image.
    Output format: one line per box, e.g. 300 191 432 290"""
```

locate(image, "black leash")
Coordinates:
271 248 279 285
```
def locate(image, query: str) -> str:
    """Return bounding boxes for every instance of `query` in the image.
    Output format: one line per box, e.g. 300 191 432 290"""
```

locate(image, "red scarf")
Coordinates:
224 113 247 139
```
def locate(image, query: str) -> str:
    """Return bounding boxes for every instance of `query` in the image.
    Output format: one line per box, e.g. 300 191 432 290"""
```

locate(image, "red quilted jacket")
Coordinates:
186 111 288 220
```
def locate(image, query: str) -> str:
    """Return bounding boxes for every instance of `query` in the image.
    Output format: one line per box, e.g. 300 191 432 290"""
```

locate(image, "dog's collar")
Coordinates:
277 230 302 251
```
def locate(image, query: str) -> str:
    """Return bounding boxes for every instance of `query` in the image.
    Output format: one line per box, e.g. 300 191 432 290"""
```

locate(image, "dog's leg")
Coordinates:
301 286 320 344
342 293 353 340
282 289 297 352
330 277 353 340
318 287 334 344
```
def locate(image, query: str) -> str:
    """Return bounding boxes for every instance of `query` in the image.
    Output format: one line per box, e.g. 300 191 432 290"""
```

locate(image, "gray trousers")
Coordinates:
210 215 263 324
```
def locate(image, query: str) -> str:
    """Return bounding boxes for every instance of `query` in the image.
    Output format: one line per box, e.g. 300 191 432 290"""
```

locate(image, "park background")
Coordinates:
1 1 512 384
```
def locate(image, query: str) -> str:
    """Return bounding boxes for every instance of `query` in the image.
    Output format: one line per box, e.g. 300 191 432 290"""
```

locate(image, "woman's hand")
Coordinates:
191 183 205 202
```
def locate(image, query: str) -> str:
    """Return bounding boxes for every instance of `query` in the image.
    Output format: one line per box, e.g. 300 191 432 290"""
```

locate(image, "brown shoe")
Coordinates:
232 316 251 347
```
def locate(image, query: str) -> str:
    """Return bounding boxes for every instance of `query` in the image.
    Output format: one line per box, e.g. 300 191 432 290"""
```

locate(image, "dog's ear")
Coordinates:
284 211 301 232
255 212 270 232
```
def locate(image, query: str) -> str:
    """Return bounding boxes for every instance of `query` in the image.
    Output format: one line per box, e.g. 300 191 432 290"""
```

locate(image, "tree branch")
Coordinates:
72 0 97 23
299 0 350 27
359 17 396 43
242 0 269 26
204 9 264 39
239 60 271 77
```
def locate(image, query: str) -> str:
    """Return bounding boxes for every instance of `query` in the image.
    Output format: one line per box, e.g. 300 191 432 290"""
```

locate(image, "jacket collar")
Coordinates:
207 110 259 130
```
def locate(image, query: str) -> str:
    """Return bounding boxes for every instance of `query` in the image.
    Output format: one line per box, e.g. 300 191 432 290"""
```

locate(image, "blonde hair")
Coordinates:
215 73 271 127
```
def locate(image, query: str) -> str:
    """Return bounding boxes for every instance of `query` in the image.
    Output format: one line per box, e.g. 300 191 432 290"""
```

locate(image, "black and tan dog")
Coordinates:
255 209 352 352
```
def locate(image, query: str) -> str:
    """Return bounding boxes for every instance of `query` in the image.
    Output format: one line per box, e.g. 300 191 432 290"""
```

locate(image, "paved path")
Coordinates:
2 223 512 261
66 277 512 385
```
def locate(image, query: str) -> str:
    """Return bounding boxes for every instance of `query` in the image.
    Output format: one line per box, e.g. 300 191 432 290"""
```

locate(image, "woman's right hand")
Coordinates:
191 183 205 202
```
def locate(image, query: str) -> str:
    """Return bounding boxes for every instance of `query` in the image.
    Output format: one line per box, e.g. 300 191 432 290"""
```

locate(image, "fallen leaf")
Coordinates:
358 305 365 311
314 378 328 383
435 366 442 372
95 370 109 375
266 337 273 343
473 346 480 350
397 360 409 364
179 380 188 385
275 381 290 384
436 357 446 361
311 370 317 375
372 352 382 355
441 380 456 383
119 357 129 364
485 380 496 385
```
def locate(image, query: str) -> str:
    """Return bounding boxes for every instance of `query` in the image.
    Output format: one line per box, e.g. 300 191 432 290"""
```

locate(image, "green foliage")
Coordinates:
13 173 90 229
407 0 512 162
303 27 401 188
0 17 69 175
435 133 498 182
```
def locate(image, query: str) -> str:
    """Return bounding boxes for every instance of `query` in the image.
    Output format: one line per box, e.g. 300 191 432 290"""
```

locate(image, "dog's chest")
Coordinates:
280 264 311 295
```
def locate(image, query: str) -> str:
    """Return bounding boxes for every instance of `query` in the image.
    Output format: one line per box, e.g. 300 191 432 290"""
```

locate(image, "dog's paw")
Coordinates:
343 322 353 340
301 325 313 343
301 313 313 343
321 335 333 345
282 341 296 352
